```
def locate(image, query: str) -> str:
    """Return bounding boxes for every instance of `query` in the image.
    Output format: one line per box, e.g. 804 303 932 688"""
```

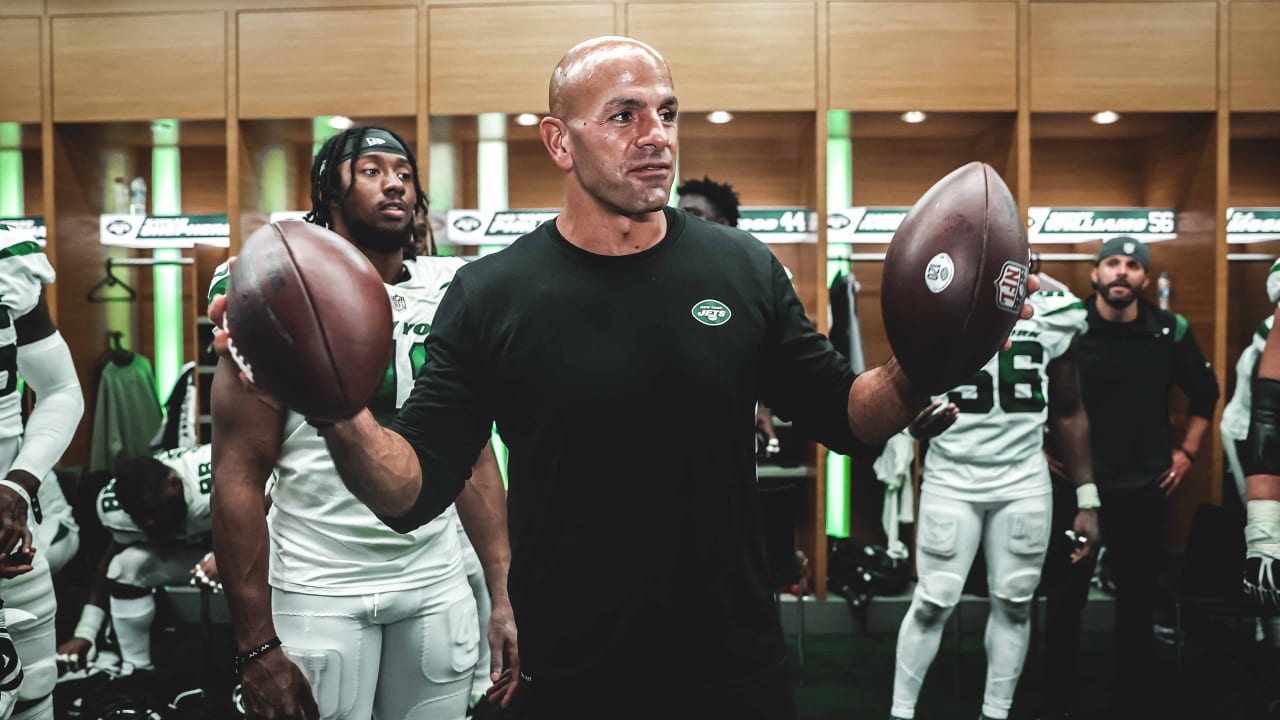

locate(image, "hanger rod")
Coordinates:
109 257 194 268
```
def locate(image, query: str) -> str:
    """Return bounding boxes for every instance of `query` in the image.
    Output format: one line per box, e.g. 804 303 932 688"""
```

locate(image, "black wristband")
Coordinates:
233 637 282 677
1177 446 1196 463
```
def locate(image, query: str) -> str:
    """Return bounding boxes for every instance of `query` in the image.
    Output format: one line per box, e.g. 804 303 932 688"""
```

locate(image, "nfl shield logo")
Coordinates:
391 295 407 312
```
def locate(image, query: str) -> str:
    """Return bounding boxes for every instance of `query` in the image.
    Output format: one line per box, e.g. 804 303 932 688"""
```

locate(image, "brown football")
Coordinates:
225 221 393 421
881 162 1030 394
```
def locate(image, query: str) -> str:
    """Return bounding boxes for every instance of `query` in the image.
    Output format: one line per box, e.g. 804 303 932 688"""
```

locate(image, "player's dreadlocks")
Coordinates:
677 176 742 226
304 126 429 257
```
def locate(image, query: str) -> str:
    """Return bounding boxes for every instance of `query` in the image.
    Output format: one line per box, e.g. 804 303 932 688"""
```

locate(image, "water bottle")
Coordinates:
110 177 129 214
1158 271 1171 310
129 176 147 216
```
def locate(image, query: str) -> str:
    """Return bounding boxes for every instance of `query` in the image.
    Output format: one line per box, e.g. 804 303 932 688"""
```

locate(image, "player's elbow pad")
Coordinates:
11 332 84 478
1244 378 1280 478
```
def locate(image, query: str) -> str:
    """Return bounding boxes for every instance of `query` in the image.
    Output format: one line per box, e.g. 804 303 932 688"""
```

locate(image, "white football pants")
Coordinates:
892 490 1051 720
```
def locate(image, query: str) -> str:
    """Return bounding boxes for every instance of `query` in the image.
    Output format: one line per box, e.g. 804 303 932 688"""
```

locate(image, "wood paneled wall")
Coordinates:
8 0 1278 594
51 13 227 121
1029 2 1219 111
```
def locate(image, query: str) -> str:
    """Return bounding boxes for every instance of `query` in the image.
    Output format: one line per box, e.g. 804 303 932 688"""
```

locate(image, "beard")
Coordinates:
341 201 413 254
1095 280 1140 309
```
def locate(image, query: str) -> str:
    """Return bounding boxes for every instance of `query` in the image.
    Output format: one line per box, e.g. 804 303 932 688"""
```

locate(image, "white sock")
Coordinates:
108 594 156 671
1246 500 1280 558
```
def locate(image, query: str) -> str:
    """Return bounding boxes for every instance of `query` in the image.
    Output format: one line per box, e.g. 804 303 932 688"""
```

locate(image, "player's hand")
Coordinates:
909 401 959 440
189 551 222 593
56 637 93 674
1158 448 1193 496
1069 509 1099 564
0 471 34 571
1002 274 1041 351
485 595 520 708
240 648 320 720
762 434 781 458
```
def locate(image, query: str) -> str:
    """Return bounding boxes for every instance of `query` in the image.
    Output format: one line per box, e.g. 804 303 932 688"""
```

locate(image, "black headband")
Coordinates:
320 128 411 177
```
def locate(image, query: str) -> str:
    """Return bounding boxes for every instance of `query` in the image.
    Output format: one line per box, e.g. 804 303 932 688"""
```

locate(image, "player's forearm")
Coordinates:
212 483 277 653
10 332 83 479
1180 415 1210 458
846 357 929 445
455 445 511 601
320 411 424 518
1051 405 1095 489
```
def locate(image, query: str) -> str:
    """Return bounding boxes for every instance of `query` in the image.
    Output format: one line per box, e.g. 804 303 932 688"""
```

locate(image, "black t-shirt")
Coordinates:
389 207 867 687
1077 295 1219 490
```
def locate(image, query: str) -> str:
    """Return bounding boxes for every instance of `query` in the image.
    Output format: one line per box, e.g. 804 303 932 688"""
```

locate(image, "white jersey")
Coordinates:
1223 313 1275 441
97 444 214 546
0 225 55 441
258 256 467 595
923 290 1088 502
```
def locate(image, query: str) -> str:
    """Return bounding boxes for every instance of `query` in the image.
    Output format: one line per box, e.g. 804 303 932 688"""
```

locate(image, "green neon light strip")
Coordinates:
825 110 854 537
151 120 182 402
476 113 509 484
0 124 22 216
260 145 288 213
429 122 456 257
826 451 849 538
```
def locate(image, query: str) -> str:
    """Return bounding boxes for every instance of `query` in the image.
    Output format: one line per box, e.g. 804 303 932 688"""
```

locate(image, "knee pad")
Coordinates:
1244 378 1280 478
990 568 1042 606
105 548 153 589
915 571 964 620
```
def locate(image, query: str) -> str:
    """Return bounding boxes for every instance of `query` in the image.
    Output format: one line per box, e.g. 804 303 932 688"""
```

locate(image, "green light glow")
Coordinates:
825 110 854 537
313 117 342 159
826 451 849 538
0 124 22 216
260 145 289 213
476 114 510 479
151 120 182 401
429 118 456 258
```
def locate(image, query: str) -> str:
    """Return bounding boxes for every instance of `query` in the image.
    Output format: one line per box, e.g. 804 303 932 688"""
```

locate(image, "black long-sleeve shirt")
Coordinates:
387 207 871 690
1077 295 1220 490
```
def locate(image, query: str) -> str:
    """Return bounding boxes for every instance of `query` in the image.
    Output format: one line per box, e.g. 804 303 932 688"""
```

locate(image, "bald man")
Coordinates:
212 36 1035 719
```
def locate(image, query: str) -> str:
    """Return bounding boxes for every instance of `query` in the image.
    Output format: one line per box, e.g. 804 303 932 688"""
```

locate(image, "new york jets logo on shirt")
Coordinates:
691 299 731 326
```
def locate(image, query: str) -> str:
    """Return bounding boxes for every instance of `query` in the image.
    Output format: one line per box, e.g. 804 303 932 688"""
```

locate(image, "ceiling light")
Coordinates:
514 113 539 127
327 116 353 130
900 111 927 124
1090 111 1121 125
706 111 734 124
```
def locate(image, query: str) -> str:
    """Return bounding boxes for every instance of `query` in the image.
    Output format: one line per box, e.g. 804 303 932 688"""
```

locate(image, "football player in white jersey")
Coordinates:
1242 265 1280 611
211 126 515 720
55 444 215 675
1222 257 1279 503
889 284 1097 720
0 224 84 720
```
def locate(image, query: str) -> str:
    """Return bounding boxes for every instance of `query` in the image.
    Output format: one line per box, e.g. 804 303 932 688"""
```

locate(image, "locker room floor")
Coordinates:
49 586 1280 719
